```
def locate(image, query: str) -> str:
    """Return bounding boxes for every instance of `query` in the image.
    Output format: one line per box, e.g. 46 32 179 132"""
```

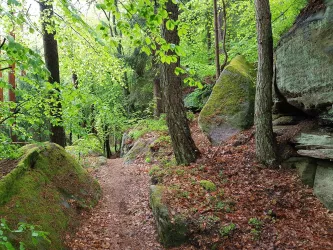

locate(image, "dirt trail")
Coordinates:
66 158 163 250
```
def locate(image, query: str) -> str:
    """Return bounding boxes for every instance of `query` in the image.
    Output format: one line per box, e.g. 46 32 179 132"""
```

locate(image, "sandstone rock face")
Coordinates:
198 56 255 145
275 5 333 114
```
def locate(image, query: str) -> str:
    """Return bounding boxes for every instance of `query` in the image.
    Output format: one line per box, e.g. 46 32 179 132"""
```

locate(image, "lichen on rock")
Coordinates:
198 55 255 145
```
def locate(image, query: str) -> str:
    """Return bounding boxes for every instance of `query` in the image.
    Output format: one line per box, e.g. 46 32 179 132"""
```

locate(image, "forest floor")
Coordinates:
65 158 163 250
65 120 333 250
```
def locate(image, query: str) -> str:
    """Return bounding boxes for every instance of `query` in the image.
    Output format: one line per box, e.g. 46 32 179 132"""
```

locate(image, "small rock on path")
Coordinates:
66 158 163 250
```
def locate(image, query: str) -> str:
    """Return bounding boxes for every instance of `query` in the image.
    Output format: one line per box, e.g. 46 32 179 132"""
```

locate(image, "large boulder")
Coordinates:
0 143 101 249
198 56 255 145
275 3 333 114
314 160 333 210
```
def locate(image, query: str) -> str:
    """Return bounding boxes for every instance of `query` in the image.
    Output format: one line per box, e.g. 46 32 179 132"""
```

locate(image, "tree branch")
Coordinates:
0 38 6 50
0 101 26 125
54 12 99 54
0 66 12 71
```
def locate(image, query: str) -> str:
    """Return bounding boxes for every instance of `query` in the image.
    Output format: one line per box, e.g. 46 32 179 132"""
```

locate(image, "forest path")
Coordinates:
66 158 163 250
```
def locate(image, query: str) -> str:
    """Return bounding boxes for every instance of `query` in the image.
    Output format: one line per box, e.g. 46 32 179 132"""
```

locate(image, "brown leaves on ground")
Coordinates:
155 121 333 249
65 158 162 250
66 118 333 250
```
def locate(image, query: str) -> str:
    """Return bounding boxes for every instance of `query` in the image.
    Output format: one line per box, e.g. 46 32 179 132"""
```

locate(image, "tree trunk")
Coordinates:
104 125 112 159
220 0 228 72
213 0 220 79
161 0 199 165
153 77 163 118
0 68 3 101
0 41 4 102
40 0 66 147
254 0 277 166
8 33 17 142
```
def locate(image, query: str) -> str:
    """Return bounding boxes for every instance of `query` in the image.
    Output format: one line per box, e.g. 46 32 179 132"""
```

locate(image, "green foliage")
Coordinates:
184 85 213 112
199 180 217 192
128 116 168 140
219 223 236 237
149 165 161 176
248 217 263 229
0 219 50 250
248 217 263 239
145 156 152 163
66 134 103 160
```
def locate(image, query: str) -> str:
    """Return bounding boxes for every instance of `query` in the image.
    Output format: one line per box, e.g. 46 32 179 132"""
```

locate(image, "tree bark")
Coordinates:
104 125 112 159
0 39 4 101
254 0 277 166
213 0 220 79
40 0 66 147
0 68 3 102
220 0 228 72
153 74 163 118
8 33 17 142
160 0 199 165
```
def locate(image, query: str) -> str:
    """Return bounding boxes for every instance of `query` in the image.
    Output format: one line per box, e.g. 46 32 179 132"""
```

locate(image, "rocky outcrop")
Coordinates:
123 137 157 164
198 56 255 145
275 3 333 115
149 185 189 247
274 1 333 211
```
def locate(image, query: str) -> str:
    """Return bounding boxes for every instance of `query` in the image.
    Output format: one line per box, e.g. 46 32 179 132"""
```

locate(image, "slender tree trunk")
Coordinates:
0 42 4 102
254 0 277 166
8 32 17 142
161 0 199 165
153 76 163 118
220 0 228 72
213 0 220 79
69 72 79 145
8 33 16 104
0 67 3 101
72 72 79 89
104 125 112 159
40 0 66 147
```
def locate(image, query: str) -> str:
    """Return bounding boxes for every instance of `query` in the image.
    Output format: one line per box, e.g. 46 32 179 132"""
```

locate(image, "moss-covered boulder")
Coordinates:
0 142 101 249
198 56 255 145
149 185 189 247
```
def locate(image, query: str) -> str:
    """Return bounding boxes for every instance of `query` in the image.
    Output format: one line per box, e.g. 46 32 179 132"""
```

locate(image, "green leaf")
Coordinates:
145 37 151 45
7 0 20 6
175 46 186 57
166 20 175 31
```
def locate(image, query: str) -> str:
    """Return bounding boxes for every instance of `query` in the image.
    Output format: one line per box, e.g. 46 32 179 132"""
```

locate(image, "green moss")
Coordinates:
199 55 255 134
199 180 217 192
0 142 101 249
